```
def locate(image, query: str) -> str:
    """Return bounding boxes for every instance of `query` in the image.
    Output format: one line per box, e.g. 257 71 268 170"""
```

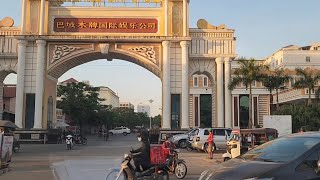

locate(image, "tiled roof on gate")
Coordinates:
62 78 78 84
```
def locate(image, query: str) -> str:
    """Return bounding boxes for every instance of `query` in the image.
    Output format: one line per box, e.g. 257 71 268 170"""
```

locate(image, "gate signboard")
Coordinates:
53 18 158 33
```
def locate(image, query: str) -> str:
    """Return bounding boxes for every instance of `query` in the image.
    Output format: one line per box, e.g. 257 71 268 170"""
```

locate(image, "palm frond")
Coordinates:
229 75 243 90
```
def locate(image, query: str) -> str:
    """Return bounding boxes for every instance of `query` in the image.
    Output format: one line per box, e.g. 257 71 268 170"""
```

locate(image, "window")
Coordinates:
311 89 315 94
252 81 256 87
306 89 309 94
204 130 209 135
306 56 311 62
234 97 239 127
193 76 198 87
203 76 208 87
296 148 320 171
214 129 226 136
194 96 199 127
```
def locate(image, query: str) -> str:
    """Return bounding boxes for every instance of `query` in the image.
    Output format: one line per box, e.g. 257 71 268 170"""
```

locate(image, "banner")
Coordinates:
0 133 2 166
1 136 13 163
53 18 158 33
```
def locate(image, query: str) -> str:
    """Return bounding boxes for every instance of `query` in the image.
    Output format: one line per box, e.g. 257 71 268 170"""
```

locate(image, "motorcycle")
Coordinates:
165 149 188 179
74 135 87 145
186 136 196 152
13 140 20 153
106 148 169 180
66 135 74 150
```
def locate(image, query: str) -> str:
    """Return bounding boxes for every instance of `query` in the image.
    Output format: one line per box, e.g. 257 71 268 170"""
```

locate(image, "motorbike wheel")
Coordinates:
157 171 169 180
67 144 71 150
175 162 187 179
106 169 126 180
178 140 187 149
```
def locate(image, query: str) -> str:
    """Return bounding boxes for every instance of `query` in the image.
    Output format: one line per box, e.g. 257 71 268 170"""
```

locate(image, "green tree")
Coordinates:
262 68 291 111
275 104 320 132
293 68 320 105
57 82 102 132
152 114 162 128
228 58 266 128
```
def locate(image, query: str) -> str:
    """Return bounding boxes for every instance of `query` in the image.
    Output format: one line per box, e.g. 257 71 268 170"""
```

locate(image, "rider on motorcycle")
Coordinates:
162 134 176 169
130 130 151 172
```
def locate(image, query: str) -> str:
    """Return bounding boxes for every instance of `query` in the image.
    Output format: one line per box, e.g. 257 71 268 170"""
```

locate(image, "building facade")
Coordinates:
120 102 135 110
137 104 151 116
99 86 119 108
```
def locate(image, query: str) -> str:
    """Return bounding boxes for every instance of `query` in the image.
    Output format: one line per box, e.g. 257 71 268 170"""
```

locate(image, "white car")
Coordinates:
108 127 131 136
192 128 232 152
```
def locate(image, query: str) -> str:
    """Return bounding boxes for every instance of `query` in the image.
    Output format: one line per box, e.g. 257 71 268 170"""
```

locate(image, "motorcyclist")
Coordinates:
162 134 176 169
130 130 151 172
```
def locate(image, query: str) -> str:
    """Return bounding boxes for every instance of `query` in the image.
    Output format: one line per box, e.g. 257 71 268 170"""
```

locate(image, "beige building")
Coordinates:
120 102 135 110
99 86 119 108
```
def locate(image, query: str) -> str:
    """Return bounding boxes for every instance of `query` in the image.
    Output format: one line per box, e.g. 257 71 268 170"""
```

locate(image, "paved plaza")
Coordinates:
1 134 223 180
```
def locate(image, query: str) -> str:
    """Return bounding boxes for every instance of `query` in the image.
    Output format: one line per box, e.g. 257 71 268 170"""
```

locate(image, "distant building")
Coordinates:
137 104 151 116
120 102 134 110
98 86 119 108
59 78 79 86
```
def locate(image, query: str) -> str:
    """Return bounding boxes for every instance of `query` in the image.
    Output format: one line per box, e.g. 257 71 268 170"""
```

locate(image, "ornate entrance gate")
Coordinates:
0 0 236 141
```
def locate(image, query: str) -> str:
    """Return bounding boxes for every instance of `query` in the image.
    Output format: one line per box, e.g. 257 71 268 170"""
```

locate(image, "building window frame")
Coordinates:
306 56 311 63
193 76 198 87
203 76 208 87
305 89 309 94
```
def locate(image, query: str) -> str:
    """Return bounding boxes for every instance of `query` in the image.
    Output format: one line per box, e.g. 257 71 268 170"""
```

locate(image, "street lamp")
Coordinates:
149 99 154 129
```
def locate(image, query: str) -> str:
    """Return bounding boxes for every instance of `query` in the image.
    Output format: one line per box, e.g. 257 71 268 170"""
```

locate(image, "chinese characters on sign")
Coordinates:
54 18 158 33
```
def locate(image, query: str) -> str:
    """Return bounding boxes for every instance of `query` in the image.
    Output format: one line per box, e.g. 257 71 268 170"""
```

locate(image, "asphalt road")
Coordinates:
1 134 223 180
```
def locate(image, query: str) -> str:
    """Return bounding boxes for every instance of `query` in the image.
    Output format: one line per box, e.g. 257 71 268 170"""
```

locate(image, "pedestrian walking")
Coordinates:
207 128 214 159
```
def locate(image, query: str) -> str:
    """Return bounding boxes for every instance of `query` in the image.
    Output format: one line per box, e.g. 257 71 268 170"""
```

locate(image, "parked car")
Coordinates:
132 126 146 133
172 128 197 148
192 128 232 152
199 132 320 180
108 126 131 136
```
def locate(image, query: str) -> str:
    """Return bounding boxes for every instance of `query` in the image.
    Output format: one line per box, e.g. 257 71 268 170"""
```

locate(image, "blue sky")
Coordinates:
2 0 320 116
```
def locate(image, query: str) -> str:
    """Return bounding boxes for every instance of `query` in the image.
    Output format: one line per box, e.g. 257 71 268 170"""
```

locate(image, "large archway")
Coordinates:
0 0 237 142
41 43 163 130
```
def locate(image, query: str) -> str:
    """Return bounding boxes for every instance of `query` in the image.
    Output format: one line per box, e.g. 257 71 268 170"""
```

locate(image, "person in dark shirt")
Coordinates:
130 130 151 172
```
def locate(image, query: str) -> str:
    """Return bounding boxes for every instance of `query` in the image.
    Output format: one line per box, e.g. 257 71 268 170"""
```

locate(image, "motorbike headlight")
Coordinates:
244 178 274 180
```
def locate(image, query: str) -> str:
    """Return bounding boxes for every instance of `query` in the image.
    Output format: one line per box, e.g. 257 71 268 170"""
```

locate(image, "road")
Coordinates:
1 134 223 180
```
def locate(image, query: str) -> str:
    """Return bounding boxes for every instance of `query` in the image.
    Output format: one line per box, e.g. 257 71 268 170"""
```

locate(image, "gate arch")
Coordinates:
47 44 162 79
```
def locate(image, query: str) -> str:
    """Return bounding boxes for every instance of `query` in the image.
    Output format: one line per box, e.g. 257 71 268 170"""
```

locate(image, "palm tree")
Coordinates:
293 68 320 105
262 68 291 111
228 58 266 128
